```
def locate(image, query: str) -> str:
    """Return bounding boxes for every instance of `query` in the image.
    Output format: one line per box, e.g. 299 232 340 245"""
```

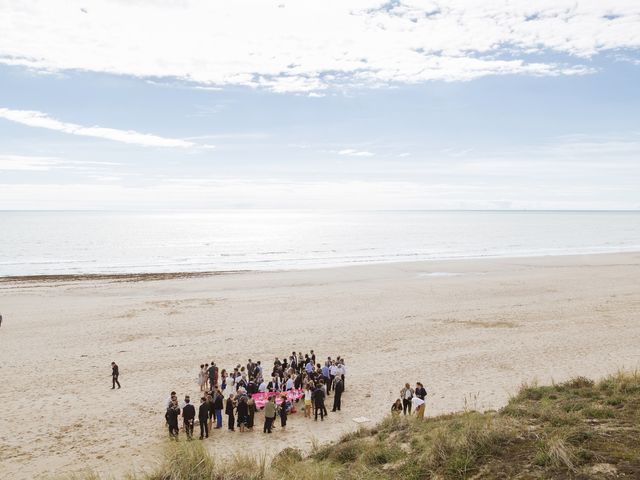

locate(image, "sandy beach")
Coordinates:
1 252 639 479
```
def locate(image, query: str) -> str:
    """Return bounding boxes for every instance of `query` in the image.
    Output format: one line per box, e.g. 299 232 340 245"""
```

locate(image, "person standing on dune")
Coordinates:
401 383 414 415
111 361 121 389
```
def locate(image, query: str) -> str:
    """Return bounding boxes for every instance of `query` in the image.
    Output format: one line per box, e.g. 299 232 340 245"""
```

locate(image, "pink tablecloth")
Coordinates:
251 389 304 409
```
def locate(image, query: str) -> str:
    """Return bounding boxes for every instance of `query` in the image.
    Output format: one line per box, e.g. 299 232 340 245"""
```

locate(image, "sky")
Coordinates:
0 0 639 210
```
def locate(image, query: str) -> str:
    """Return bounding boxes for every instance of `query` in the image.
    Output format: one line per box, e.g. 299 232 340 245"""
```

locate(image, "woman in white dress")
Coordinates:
198 364 206 391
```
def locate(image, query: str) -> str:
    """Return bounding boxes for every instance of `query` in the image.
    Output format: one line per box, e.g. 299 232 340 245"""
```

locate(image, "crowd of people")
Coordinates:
164 350 347 439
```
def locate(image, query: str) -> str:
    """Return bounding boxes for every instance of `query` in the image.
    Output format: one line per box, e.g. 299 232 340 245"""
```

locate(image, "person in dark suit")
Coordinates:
182 396 196 440
198 397 210 439
225 395 236 431
165 399 180 439
332 377 344 411
206 393 215 432
111 362 121 389
312 385 326 421
213 389 224 429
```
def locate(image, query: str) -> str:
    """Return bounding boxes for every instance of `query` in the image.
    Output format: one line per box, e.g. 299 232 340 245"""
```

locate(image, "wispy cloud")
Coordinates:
0 1 638 92
0 107 214 149
0 154 65 171
338 148 375 157
0 154 120 171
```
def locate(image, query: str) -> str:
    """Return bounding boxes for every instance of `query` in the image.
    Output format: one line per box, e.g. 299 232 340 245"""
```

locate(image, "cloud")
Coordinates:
338 148 375 157
0 154 65 171
0 1 638 92
0 107 214 149
0 153 120 171
1 178 636 211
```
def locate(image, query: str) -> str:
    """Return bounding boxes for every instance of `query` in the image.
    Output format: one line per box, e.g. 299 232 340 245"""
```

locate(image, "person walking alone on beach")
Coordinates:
182 396 196 440
111 362 121 389
165 399 180 439
263 396 276 433
401 383 414 415
198 397 210 439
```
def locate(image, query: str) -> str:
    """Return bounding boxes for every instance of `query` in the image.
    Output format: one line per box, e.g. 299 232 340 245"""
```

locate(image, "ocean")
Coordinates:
1 210 639 277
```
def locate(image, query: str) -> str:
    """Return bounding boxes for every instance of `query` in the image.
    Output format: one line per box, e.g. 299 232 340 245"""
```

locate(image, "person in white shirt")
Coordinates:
400 383 414 415
285 376 294 391
258 379 267 393
165 391 177 409
411 395 425 419
336 363 346 390
329 363 338 391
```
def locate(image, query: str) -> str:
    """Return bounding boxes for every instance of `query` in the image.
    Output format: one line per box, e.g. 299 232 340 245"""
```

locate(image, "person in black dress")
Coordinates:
247 396 256 429
236 396 248 432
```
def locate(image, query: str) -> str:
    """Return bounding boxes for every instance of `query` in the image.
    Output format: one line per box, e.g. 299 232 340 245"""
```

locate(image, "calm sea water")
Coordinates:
1 210 639 277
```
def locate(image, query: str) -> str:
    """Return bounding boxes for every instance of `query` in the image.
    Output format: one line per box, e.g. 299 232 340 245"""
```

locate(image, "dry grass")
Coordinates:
73 371 640 480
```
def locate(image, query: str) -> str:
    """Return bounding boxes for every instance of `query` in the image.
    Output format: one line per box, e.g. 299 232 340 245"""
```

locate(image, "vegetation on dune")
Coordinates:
76 371 640 480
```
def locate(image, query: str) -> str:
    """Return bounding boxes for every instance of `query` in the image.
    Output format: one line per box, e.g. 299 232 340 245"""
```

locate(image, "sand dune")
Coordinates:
1 252 639 479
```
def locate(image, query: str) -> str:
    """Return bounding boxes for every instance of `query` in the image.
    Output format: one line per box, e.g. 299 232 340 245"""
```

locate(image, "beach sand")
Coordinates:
1 252 639 479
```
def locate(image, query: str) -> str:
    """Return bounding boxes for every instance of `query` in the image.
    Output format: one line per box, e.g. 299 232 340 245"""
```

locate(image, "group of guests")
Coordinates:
392 382 428 418
165 350 347 439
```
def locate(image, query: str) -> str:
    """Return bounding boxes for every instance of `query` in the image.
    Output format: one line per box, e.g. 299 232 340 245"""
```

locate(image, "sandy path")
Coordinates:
1 253 639 479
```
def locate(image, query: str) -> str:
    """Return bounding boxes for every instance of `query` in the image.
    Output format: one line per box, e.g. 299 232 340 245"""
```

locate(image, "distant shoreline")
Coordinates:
0 270 244 284
2 249 639 283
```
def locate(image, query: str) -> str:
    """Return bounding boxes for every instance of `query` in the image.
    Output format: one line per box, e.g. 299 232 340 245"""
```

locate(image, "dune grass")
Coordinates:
76 371 640 479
